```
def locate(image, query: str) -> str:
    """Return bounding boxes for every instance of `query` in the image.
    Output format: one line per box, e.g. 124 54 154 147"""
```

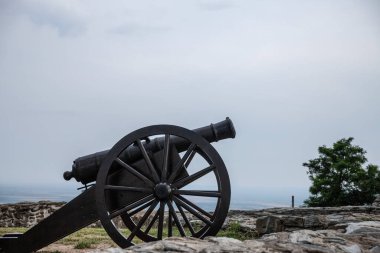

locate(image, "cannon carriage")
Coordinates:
0 118 236 253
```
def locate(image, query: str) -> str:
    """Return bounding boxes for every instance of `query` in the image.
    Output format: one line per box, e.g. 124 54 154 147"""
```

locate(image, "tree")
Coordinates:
303 137 380 207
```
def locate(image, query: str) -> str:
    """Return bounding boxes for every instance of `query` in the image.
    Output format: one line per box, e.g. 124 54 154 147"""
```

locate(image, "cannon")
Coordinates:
0 118 236 253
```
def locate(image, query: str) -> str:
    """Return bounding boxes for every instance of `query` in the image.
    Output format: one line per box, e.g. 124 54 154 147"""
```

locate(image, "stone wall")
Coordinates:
0 201 64 227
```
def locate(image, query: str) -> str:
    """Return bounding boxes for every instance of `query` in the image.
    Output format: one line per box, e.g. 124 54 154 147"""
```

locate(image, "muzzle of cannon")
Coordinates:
0 118 236 253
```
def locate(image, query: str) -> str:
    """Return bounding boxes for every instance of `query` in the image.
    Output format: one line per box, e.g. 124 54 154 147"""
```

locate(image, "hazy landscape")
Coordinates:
0 185 309 209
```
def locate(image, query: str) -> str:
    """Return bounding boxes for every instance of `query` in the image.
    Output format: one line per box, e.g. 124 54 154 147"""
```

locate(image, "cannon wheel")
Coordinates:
96 125 231 248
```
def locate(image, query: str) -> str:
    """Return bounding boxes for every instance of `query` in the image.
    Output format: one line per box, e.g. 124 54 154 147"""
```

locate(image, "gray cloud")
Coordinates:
198 1 234 11
1 0 86 37
110 23 171 36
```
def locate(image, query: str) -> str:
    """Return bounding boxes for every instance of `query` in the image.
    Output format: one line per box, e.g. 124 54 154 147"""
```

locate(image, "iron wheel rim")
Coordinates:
96 125 230 248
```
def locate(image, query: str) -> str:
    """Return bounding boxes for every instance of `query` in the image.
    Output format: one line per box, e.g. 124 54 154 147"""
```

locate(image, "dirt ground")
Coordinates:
39 243 114 253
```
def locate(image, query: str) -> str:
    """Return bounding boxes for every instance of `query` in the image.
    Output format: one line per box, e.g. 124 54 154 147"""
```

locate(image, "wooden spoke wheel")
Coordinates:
96 125 231 248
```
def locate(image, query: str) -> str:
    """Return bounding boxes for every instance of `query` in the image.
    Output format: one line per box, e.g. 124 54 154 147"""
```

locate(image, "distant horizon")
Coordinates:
0 184 309 209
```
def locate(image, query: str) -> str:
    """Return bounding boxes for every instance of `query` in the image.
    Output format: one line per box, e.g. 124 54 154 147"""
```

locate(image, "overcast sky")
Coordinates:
0 1 379 198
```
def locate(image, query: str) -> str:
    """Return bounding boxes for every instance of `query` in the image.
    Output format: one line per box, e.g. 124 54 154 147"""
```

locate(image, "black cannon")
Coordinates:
0 118 236 252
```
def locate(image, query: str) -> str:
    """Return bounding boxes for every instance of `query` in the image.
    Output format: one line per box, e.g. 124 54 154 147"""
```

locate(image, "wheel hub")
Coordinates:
154 183 171 200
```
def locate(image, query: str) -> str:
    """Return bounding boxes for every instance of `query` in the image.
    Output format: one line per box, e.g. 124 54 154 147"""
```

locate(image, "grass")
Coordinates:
218 222 258 240
0 223 257 251
0 227 117 251
58 228 118 246
74 240 94 249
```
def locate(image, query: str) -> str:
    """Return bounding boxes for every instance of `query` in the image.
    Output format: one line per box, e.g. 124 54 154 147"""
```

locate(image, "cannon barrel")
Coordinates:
63 117 236 185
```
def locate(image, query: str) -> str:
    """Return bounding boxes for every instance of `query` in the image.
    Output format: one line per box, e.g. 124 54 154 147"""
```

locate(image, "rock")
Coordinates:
262 230 350 253
304 214 328 229
251 207 380 235
256 215 284 235
345 221 380 237
373 194 380 207
255 214 330 235
94 249 127 253
340 244 362 253
282 215 304 227
223 214 256 232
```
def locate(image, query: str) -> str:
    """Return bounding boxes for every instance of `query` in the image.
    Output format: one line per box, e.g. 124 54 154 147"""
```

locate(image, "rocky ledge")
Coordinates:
227 205 380 234
94 225 380 253
1 201 380 252
93 206 380 253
